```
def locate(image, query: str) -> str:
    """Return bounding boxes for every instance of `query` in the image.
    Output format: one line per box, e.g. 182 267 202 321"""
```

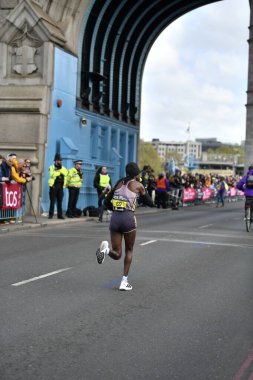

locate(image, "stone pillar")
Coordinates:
245 2 253 171
0 0 66 215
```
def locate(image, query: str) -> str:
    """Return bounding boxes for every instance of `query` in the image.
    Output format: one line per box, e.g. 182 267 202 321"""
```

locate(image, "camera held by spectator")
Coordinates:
19 159 35 181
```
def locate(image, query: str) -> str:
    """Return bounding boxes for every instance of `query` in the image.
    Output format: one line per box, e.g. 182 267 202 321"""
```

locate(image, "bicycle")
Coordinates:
245 198 253 232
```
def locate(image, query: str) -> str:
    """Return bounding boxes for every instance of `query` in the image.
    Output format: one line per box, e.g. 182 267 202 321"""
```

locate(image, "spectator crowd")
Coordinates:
0 153 34 224
140 165 242 209
0 153 246 225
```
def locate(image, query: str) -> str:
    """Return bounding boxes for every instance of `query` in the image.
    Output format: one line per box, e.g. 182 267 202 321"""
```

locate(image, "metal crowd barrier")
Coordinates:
0 182 25 224
175 186 245 207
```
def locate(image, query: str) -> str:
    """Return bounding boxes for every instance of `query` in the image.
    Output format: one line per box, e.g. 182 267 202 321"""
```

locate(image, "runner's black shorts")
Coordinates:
109 210 137 234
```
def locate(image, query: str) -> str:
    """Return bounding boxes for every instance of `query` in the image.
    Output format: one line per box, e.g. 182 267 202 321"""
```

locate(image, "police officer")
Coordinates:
93 166 112 222
48 153 68 219
141 165 151 189
66 159 84 218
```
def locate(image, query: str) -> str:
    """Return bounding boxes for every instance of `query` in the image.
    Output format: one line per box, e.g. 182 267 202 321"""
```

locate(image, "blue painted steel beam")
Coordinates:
79 0 223 124
122 0 223 123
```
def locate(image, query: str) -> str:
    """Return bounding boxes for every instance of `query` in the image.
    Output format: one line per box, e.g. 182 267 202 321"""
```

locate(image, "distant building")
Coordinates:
151 139 202 161
195 138 222 151
196 152 243 175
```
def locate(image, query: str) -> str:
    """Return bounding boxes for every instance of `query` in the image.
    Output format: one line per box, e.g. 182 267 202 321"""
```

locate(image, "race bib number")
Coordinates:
112 199 127 209
112 195 127 210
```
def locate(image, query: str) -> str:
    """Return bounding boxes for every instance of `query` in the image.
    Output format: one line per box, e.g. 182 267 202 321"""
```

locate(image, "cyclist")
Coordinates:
236 165 253 219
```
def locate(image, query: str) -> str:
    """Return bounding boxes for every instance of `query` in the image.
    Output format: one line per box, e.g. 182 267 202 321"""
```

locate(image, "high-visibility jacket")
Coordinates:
156 177 167 190
223 181 229 192
99 174 110 188
67 167 83 188
48 165 68 188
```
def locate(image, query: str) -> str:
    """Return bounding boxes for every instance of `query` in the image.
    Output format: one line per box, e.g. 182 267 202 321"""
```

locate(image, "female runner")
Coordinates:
96 162 154 290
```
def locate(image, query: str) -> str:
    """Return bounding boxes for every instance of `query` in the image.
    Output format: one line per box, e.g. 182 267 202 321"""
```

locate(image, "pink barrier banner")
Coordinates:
230 187 237 197
202 187 213 201
1 183 23 209
182 188 197 202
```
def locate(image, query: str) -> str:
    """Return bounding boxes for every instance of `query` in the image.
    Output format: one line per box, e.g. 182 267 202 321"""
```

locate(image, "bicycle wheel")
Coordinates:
245 207 251 232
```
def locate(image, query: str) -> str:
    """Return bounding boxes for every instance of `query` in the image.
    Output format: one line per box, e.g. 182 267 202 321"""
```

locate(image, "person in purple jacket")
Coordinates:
236 165 253 218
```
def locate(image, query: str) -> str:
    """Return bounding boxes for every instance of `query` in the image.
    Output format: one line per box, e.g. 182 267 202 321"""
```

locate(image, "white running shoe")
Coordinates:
96 241 109 264
119 282 132 291
100 241 109 254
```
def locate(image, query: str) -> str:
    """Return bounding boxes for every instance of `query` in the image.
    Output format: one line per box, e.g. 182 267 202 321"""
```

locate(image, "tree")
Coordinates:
138 139 163 174
206 145 244 156
206 144 244 163
165 151 182 165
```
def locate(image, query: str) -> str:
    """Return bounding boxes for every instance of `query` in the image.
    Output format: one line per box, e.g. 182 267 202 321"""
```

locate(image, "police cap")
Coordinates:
74 159 83 165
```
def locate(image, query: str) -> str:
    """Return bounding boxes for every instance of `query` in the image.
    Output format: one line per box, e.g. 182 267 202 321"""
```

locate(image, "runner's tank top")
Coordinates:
112 179 137 212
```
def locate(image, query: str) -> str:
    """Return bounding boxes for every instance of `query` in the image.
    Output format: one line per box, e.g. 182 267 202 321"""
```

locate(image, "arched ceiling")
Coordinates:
79 0 223 126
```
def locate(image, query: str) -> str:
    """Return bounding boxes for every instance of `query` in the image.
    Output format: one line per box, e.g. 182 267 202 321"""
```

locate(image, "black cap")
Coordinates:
54 153 62 161
125 162 141 178
74 159 83 165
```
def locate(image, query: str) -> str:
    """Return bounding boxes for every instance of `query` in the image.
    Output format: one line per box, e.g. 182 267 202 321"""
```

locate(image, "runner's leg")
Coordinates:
123 230 136 276
108 231 123 260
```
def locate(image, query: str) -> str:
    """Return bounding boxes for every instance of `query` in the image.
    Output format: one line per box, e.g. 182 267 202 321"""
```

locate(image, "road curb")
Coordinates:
0 207 167 234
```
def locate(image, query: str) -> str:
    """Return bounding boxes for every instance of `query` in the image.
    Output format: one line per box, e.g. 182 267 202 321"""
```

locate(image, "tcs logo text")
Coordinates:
4 189 19 207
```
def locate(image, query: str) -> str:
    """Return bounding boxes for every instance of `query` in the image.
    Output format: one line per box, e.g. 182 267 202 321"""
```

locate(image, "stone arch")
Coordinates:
0 0 251 214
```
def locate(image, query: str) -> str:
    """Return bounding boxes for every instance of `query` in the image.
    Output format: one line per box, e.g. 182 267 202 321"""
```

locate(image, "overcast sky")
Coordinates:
140 0 250 144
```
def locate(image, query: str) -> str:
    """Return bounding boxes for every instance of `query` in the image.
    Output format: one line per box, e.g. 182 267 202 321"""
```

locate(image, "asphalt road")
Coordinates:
0 202 253 380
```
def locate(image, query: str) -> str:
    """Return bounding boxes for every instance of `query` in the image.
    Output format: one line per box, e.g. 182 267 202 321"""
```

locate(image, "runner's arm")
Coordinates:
138 183 154 207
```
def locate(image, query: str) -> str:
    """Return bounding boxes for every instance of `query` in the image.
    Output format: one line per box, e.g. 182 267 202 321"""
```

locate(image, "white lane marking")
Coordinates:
138 237 253 249
167 239 251 249
140 240 157 246
198 224 213 229
11 267 72 287
141 230 253 241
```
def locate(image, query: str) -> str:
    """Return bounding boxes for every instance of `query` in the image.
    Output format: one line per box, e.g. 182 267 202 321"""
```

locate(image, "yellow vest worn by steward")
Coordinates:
48 165 68 188
99 173 110 188
223 181 229 192
67 168 83 188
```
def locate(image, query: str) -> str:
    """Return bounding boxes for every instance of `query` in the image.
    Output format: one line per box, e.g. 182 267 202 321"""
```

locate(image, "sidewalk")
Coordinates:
0 206 161 234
